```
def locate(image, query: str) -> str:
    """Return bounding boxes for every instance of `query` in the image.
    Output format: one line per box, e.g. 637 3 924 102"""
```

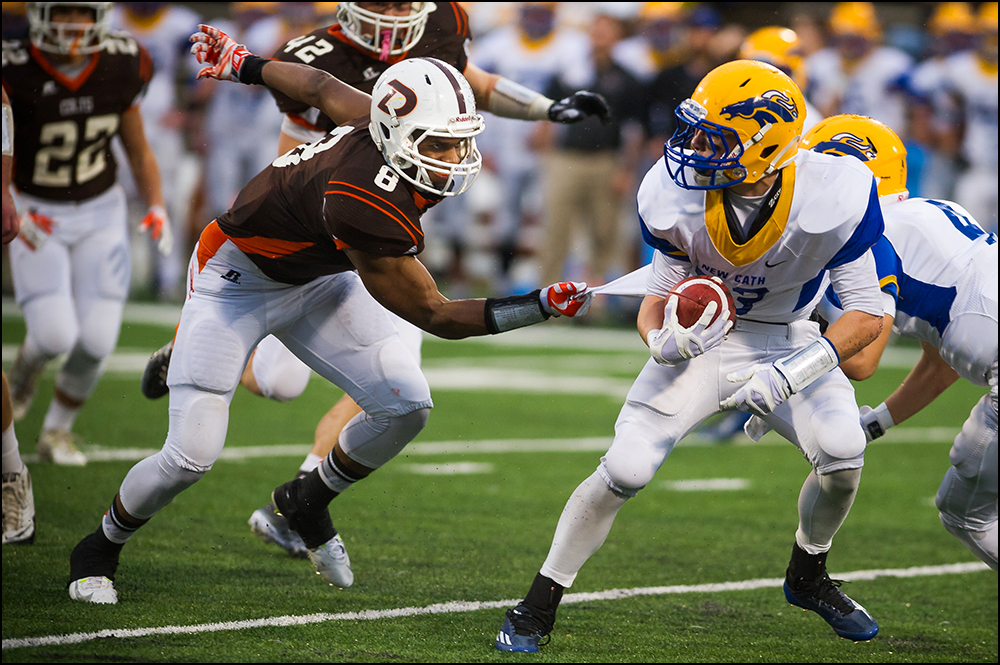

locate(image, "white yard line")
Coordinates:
16 428 959 466
2 562 988 651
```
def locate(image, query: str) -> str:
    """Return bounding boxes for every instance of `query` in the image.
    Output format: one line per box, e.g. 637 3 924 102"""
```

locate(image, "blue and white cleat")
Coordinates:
495 605 551 653
784 574 879 641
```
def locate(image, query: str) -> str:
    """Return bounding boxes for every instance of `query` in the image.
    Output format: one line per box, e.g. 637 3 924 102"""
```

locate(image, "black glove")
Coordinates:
548 91 612 124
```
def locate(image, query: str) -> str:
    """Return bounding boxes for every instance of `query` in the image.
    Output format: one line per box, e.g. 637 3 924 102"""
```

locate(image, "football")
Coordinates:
667 276 736 328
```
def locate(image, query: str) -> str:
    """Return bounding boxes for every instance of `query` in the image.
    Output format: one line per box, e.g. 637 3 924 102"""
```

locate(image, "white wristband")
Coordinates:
864 402 895 440
773 336 840 394
2 103 13 157
488 77 553 121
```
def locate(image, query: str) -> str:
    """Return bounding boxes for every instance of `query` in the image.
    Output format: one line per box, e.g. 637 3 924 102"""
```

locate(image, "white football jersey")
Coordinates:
111 4 202 126
939 51 999 170
806 46 912 135
469 25 591 171
824 198 998 345
638 149 884 324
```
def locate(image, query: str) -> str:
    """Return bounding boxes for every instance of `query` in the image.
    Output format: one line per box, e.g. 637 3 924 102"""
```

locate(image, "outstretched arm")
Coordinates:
345 249 592 340
190 24 370 127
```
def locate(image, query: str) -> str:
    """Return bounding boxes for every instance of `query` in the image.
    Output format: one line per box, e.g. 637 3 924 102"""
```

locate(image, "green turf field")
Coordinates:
2 305 996 663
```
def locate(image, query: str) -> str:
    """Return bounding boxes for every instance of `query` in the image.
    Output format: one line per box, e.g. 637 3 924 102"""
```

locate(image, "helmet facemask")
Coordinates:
368 58 486 198
27 2 112 55
664 61 805 191
337 2 434 62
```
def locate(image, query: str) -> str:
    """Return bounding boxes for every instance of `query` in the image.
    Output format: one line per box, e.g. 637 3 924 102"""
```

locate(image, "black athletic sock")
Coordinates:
298 468 338 510
786 542 828 587
521 573 564 629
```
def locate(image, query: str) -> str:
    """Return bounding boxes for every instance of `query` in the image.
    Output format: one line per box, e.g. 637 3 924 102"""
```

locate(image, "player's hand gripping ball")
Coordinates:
647 276 735 366
667 275 736 328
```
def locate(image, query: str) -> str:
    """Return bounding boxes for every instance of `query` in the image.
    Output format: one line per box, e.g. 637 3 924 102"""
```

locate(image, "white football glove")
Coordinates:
860 403 894 443
721 362 792 416
647 295 732 366
139 205 173 256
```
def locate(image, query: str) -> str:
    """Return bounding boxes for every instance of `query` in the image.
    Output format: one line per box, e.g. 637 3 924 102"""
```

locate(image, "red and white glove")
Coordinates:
140 205 173 256
18 210 55 251
647 296 731 366
721 363 792 416
541 281 592 317
189 24 253 82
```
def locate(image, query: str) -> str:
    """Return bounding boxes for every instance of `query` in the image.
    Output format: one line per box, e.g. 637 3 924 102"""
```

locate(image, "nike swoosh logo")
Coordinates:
764 259 786 268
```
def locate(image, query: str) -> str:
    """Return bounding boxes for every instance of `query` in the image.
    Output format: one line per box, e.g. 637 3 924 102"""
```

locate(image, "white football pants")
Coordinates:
9 185 130 402
540 319 868 587
117 238 432 520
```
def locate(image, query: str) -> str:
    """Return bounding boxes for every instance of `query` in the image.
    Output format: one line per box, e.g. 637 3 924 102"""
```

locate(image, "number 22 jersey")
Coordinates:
2 34 153 202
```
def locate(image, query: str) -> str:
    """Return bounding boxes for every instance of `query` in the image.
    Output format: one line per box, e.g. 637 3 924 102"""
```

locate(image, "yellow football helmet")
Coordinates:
802 114 908 204
665 60 806 190
739 26 807 89
929 2 976 36
980 1 999 31
829 2 881 40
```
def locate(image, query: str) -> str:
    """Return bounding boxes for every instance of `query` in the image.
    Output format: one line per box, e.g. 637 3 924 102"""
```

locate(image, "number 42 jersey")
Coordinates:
2 34 153 202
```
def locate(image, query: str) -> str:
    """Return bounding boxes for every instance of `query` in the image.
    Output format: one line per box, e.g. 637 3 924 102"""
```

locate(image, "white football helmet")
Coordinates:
27 2 112 55
369 57 485 197
337 2 435 61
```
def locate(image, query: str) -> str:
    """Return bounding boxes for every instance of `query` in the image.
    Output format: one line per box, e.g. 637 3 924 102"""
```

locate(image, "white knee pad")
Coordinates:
22 296 78 359
252 335 311 402
75 298 124 360
597 457 643 498
339 406 429 469
164 385 232 473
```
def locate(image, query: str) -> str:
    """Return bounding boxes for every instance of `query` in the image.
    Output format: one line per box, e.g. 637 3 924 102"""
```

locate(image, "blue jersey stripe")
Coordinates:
795 270 827 312
825 179 885 270
640 214 690 261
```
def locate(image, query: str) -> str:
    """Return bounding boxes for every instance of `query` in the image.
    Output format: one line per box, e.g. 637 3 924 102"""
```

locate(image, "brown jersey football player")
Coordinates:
138 2 613 560
3 2 170 467
66 25 596 604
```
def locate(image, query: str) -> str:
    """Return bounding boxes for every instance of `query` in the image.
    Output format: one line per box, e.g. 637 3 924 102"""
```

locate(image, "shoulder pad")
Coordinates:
790 150 877 235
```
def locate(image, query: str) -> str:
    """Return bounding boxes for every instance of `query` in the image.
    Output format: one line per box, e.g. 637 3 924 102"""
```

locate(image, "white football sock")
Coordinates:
2 423 25 475
539 471 630 588
795 468 862 555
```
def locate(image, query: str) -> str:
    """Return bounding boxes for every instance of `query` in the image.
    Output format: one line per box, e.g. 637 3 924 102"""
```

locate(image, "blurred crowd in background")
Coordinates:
2 1 997 322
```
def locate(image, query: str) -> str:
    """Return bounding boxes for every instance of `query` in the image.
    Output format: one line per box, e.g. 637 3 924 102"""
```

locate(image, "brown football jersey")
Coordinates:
1 33 153 202
213 119 441 285
270 2 470 135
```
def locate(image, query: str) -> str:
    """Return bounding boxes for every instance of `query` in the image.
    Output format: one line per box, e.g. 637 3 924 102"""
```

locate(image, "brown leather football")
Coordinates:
667 276 736 328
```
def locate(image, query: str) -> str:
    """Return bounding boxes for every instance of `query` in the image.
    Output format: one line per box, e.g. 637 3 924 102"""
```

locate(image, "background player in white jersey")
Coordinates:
937 2 999 234
496 60 886 653
469 2 594 291
112 1 202 299
805 2 912 133
800 114 997 571
3 2 170 466
2 86 35 546
140 1 612 561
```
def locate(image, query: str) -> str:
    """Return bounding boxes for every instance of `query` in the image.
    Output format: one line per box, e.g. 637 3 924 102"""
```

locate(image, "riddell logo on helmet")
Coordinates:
721 90 798 128
811 132 878 162
452 115 475 123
